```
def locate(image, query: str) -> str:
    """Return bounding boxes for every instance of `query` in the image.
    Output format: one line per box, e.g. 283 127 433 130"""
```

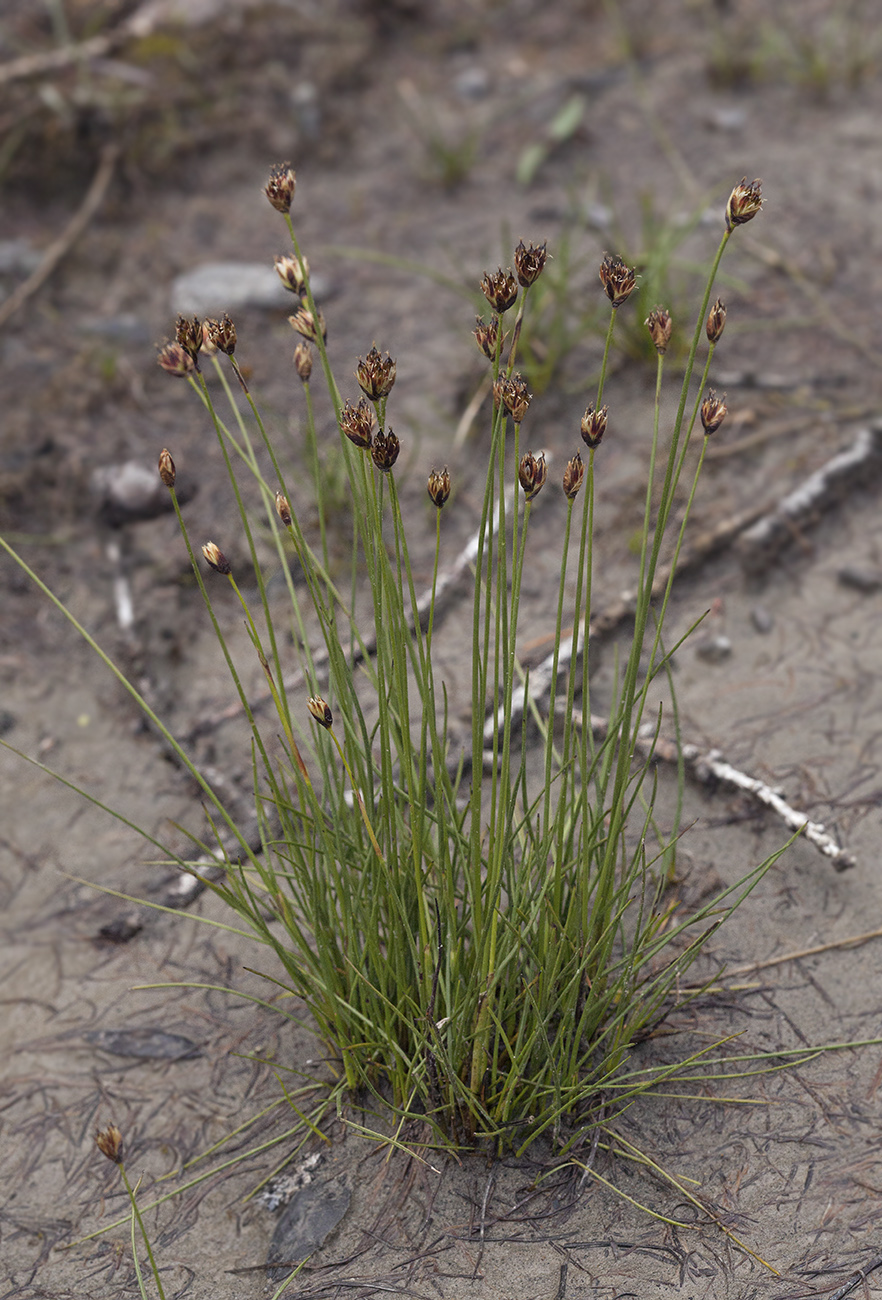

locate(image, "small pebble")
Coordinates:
695 634 732 664
85 1028 201 1059
837 564 882 593
750 605 774 634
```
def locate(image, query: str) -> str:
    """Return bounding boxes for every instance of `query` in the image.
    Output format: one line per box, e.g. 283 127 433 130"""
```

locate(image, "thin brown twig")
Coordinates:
0 141 120 331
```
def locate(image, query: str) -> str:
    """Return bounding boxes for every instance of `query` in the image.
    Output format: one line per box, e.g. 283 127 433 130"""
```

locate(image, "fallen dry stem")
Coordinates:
0 141 119 329
568 708 855 870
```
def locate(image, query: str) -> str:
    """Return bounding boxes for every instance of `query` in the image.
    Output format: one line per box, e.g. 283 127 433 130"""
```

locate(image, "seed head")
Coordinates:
156 340 196 378
514 239 548 287
293 342 313 382
473 314 501 361
562 453 585 499
725 177 763 231
274 253 309 296
518 451 547 502
599 253 636 307
427 467 451 508
204 313 237 356
95 1124 124 1165
580 403 609 449
201 320 219 355
371 429 400 473
288 307 327 344
275 491 292 526
340 398 375 449
357 346 397 401
157 448 176 488
202 541 232 575
175 314 203 361
480 267 519 314
700 389 728 435
706 297 727 344
496 373 532 423
645 306 672 355
308 695 333 728
265 162 296 214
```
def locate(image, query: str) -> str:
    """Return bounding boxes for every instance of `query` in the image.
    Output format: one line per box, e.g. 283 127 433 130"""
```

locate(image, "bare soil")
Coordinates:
3 2 882 1297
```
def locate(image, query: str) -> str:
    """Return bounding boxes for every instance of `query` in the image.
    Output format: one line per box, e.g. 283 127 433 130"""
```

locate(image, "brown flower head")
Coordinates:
480 267 519 314
700 389 728 435
725 177 763 231
706 297 727 345
156 340 196 378
288 307 327 344
514 239 548 288
293 342 313 382
202 541 232 575
427 467 451 508
308 695 333 728
357 347 397 401
518 451 547 502
562 453 585 500
496 373 532 423
275 491 292 526
598 253 636 307
175 314 203 361
157 448 176 488
274 253 309 296
580 403 609 449
473 314 502 361
340 398 375 449
265 162 296 214
371 429 400 473
645 306 673 355
95 1124 124 1165
204 314 237 356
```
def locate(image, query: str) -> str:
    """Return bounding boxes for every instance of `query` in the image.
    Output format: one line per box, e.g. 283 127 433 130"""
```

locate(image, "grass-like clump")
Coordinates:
3 171 780 1171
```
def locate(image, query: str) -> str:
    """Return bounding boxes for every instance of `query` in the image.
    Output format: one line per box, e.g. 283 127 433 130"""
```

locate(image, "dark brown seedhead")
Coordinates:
308 695 333 728
156 340 196 378
293 342 313 382
562 453 585 500
580 403 609 449
700 389 728 435
265 162 296 214
514 239 548 287
95 1124 124 1165
598 253 636 307
157 448 176 488
340 398 375 449
204 314 237 356
481 267 519 313
275 253 309 296
275 491 292 526
175 314 203 361
288 308 327 343
473 314 501 361
725 177 762 230
371 429 400 473
496 373 532 424
518 451 547 502
706 297 727 344
645 306 673 355
427 467 451 508
357 347 397 401
202 541 232 575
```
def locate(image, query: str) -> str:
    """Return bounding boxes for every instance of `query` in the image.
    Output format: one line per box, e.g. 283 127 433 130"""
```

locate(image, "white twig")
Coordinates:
738 420 882 573
565 710 856 872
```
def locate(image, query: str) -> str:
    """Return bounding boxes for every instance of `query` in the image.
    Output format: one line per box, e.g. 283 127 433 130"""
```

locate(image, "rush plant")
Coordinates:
3 172 778 1160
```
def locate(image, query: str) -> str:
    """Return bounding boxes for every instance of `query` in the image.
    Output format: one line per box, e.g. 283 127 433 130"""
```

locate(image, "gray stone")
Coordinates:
171 261 330 316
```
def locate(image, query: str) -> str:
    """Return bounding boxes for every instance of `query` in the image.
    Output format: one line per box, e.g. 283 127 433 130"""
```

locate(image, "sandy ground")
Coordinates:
3 1 882 1296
